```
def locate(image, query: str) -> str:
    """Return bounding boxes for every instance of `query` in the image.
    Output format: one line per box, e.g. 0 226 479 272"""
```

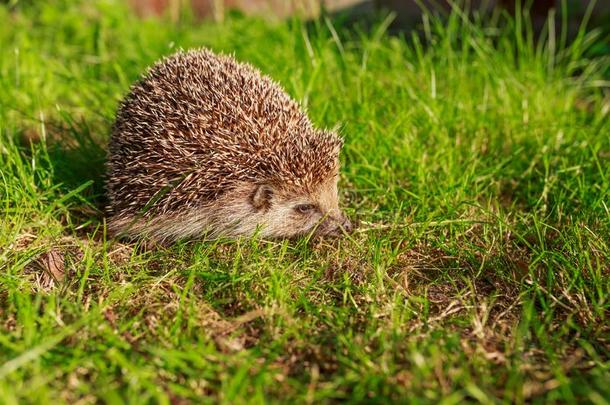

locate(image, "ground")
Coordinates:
0 1 609 403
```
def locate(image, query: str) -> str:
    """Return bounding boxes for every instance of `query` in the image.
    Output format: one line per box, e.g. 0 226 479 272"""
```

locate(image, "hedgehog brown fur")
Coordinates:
106 48 350 242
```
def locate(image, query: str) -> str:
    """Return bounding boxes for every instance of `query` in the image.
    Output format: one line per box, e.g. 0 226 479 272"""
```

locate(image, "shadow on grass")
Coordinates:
324 0 610 45
18 115 110 221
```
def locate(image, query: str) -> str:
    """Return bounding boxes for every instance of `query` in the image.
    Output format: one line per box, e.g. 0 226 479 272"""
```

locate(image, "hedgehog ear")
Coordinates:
251 184 274 211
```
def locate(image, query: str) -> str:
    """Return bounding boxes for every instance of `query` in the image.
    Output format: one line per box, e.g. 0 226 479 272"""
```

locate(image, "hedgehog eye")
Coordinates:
294 204 316 214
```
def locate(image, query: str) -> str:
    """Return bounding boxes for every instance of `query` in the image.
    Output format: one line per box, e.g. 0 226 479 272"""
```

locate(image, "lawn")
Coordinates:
1 1 609 403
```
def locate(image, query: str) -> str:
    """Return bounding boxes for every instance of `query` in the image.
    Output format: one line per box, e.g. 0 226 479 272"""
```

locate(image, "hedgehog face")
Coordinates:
249 176 351 239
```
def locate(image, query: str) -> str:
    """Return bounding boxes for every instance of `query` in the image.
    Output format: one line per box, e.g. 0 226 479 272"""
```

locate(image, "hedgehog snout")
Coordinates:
318 212 352 236
340 216 353 233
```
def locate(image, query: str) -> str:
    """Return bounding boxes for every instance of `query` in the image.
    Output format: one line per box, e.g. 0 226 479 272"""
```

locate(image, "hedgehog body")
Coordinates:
106 49 350 242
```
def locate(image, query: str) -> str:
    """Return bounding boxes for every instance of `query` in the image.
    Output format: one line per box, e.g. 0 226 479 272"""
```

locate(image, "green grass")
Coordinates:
1 1 609 403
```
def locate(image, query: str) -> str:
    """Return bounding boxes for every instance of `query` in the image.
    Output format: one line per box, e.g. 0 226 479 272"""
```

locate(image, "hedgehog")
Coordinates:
106 48 351 242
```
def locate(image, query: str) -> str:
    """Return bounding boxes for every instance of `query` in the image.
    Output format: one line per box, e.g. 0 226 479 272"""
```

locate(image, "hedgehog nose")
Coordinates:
340 216 352 233
325 214 352 236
